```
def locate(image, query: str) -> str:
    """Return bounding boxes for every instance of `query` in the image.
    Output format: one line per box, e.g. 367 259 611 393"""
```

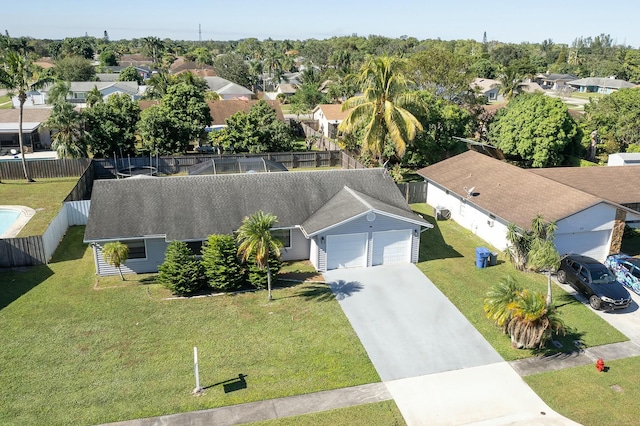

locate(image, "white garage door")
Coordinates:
372 229 412 266
554 230 611 262
326 233 368 270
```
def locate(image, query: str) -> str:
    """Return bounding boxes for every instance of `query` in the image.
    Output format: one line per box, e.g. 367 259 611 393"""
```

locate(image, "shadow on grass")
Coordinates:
0 266 53 311
294 284 335 302
204 374 248 393
418 216 463 261
49 226 87 263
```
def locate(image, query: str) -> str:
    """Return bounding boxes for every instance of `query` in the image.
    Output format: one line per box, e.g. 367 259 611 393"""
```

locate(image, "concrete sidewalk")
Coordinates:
100 383 392 426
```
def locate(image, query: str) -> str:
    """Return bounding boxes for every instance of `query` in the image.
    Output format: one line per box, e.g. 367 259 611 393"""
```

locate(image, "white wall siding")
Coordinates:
94 238 168 276
426 183 508 251
315 213 418 271
555 202 617 262
556 202 615 234
310 237 319 269
279 228 310 261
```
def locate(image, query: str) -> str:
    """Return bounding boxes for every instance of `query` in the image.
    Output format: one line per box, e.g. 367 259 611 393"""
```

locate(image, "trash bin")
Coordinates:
489 252 498 266
475 247 490 269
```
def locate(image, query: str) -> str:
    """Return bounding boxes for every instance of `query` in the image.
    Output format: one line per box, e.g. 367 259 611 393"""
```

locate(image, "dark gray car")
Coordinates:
557 254 631 310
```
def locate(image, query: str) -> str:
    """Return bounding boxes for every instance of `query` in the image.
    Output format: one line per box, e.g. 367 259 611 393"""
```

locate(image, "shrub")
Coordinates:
158 241 204 295
246 250 282 289
201 234 244 291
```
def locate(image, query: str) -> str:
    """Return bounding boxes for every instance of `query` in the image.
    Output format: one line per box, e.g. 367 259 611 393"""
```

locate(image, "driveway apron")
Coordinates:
323 263 502 381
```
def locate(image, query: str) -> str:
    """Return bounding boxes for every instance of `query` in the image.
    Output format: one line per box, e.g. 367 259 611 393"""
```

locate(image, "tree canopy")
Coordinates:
488 93 582 167
83 93 140 158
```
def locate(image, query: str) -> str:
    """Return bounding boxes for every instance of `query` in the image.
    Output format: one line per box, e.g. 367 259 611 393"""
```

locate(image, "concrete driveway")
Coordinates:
324 264 579 425
323 263 502 381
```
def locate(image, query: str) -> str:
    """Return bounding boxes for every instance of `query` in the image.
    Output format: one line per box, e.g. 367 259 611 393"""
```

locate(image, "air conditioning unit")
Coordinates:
434 206 451 220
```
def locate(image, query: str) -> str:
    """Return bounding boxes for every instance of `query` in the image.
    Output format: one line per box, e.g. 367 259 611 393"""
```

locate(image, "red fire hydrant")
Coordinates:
596 358 605 372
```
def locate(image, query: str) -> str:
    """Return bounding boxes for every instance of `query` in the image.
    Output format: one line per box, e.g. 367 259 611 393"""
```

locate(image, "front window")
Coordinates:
124 240 146 259
271 229 291 248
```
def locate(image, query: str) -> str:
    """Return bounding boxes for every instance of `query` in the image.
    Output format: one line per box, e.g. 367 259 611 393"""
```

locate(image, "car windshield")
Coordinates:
590 266 616 284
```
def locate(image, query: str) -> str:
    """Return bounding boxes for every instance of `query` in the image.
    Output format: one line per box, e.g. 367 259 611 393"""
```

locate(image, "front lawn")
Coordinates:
0 227 378 425
0 177 79 236
413 204 627 360
525 356 640 426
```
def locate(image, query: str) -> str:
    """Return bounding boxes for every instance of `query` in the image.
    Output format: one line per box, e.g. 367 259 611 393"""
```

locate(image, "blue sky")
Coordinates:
5 0 640 47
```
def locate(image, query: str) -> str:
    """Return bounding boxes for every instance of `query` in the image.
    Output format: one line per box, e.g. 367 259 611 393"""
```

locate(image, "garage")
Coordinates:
326 233 368 270
554 230 611 262
372 229 412 265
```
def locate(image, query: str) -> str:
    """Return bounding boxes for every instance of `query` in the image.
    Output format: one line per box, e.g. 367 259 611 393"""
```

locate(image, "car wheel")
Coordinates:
589 295 602 310
557 269 567 284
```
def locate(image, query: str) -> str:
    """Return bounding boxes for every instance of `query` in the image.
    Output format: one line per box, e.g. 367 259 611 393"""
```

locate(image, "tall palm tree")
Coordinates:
236 211 283 301
483 276 522 333
102 242 129 281
43 102 87 159
0 49 52 182
142 36 164 65
338 56 422 164
527 215 560 307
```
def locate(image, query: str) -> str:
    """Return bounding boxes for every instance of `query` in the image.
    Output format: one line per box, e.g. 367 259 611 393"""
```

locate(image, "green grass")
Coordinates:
0 177 79 236
252 400 406 425
0 227 379 425
525 356 640 426
569 91 606 100
412 204 627 360
0 95 11 109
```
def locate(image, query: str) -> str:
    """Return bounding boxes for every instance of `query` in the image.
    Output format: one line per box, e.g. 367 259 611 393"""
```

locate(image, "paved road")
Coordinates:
323 263 502 381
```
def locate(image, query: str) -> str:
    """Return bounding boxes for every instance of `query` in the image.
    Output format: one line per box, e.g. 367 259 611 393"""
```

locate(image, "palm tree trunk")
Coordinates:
118 265 125 281
546 271 552 307
266 265 273 301
18 97 34 182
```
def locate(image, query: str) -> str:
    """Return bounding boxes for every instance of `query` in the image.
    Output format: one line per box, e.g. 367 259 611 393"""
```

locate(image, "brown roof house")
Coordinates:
312 104 352 139
417 151 640 261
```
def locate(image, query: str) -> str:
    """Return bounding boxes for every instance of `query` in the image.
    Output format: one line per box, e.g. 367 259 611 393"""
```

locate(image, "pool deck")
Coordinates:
0 205 36 238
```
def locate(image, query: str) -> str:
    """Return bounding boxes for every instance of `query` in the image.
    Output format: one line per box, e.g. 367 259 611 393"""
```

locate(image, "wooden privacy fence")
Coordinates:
300 122 341 151
0 158 91 180
396 181 427 204
0 200 90 268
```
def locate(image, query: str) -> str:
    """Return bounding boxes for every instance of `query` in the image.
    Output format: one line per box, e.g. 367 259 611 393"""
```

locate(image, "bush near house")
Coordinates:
201 234 244 291
246 250 282 289
158 241 205 295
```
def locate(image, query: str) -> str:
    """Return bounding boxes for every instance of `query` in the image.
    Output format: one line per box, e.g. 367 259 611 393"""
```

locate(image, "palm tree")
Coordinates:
338 56 422 164
236 211 283 301
505 223 531 272
499 66 524 100
102 242 129 281
141 36 164 65
0 49 52 182
505 289 566 349
483 276 522 333
527 215 560 307
43 102 87 159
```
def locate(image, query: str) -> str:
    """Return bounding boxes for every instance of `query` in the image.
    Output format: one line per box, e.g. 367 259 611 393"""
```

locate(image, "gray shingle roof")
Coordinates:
567 77 635 90
84 168 429 242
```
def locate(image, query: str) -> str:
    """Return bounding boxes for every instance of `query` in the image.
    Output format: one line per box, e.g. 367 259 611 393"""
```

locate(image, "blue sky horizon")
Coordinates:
5 1 640 47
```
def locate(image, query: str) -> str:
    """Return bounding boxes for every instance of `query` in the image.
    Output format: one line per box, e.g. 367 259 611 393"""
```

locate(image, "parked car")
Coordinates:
557 254 631 310
605 253 640 295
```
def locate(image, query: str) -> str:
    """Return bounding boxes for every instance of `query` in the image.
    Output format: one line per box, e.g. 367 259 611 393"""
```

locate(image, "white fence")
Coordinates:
42 200 91 261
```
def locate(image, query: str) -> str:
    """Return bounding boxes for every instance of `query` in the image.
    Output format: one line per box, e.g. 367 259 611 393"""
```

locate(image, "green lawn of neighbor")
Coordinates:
412 203 627 361
0 95 11 109
0 177 79 236
525 356 640 426
0 227 379 425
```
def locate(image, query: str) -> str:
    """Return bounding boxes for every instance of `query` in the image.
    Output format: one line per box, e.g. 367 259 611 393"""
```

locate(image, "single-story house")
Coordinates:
607 153 640 166
206 99 284 127
101 65 153 80
567 77 635 94
0 108 52 153
312 104 352 139
529 166 640 218
535 73 578 90
203 77 254 100
417 151 640 262
275 83 297 96
470 78 502 102
84 168 431 276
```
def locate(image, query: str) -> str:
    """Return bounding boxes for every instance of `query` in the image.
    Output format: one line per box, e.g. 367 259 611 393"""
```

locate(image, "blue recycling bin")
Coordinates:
475 247 490 268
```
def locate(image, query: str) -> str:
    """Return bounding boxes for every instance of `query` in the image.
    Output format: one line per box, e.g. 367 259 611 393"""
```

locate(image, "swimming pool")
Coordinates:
0 206 36 238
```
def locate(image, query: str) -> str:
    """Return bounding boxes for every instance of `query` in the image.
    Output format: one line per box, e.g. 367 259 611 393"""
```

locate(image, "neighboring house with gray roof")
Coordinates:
470 78 503 102
0 108 52 153
67 81 141 104
84 168 431 276
417 151 640 261
535 73 579 90
567 77 635 94
203 77 254 100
